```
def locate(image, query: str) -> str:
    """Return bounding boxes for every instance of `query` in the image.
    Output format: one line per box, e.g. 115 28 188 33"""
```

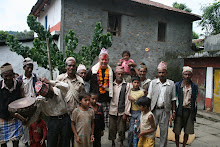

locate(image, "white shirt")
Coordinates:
22 74 36 98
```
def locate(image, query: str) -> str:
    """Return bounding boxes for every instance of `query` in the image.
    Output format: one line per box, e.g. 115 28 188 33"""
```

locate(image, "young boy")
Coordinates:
136 96 156 147
90 93 105 147
128 76 145 147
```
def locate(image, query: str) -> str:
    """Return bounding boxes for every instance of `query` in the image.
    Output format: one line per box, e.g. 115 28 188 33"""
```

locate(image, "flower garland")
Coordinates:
97 67 109 94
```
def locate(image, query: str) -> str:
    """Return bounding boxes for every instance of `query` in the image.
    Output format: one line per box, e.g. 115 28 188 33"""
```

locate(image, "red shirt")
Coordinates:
29 119 47 142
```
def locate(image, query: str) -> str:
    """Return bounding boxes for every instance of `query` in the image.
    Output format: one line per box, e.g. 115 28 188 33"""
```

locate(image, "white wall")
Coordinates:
38 0 61 30
0 42 59 80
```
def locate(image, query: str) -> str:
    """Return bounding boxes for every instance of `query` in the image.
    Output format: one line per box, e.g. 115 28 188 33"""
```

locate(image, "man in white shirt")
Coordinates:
147 61 176 147
17 57 38 147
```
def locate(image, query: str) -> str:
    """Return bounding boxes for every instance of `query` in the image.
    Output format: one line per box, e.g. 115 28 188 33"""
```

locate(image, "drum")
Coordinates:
8 97 37 120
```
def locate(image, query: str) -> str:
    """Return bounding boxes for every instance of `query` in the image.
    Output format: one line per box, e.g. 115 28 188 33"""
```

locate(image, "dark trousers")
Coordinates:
93 128 102 147
47 115 71 147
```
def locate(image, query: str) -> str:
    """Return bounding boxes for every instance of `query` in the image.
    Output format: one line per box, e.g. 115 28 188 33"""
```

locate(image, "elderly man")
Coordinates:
137 63 151 95
56 57 85 114
17 57 39 147
174 66 198 147
77 64 90 93
35 79 71 147
85 48 114 127
109 66 131 147
0 63 24 147
147 61 176 147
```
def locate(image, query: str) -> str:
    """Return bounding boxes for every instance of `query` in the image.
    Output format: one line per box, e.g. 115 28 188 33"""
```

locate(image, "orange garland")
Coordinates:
97 67 109 94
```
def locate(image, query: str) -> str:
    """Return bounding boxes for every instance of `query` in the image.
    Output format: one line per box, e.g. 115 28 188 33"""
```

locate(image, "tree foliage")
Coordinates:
0 30 33 41
192 31 199 39
6 15 112 72
172 2 192 12
200 1 220 35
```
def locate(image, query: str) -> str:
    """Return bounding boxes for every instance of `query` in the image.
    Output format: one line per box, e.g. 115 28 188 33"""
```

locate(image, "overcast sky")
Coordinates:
0 0 215 35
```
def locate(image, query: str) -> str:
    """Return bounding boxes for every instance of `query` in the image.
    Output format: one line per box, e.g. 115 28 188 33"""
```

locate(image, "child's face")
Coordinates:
90 95 98 106
138 105 148 111
123 53 130 61
132 80 140 90
80 96 91 108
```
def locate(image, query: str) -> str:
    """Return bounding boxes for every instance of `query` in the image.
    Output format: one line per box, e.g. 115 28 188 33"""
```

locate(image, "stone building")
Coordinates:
30 0 200 80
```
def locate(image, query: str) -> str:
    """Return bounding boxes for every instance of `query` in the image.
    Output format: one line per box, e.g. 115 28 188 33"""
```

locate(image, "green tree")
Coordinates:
172 2 192 12
6 15 112 73
200 1 220 35
0 31 9 41
192 31 199 39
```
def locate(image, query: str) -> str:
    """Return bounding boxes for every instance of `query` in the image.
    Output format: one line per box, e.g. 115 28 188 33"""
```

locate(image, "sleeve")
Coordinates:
100 106 105 130
129 59 135 63
125 84 131 116
85 69 92 82
49 80 69 94
29 124 33 141
42 120 47 140
171 82 177 101
71 108 78 122
147 81 153 99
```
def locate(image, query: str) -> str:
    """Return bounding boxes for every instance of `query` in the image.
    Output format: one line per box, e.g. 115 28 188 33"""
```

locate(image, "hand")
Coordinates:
138 132 144 138
128 61 133 66
128 95 135 102
40 139 44 145
41 77 49 84
118 62 122 66
90 135 95 142
172 112 176 120
122 114 127 121
76 136 82 144
101 131 104 136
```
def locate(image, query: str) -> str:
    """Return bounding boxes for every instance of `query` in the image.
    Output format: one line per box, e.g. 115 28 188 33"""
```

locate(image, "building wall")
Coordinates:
60 0 194 81
205 33 220 51
37 0 61 49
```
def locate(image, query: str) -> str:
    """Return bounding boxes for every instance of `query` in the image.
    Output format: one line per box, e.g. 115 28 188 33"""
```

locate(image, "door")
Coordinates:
214 69 220 113
191 68 206 110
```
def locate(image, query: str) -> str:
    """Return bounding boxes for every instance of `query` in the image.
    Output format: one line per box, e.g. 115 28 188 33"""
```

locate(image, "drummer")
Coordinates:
35 78 71 147
17 57 39 147
0 63 24 147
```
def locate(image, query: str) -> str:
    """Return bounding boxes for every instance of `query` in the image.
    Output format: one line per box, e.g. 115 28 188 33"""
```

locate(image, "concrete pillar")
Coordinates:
205 67 213 111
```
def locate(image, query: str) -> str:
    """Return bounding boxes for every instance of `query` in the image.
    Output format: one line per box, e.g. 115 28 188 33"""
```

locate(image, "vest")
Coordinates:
150 79 175 112
0 80 22 119
118 83 127 113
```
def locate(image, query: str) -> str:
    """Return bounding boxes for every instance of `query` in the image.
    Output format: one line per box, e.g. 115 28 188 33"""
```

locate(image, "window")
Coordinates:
158 22 166 42
107 13 121 36
45 15 48 30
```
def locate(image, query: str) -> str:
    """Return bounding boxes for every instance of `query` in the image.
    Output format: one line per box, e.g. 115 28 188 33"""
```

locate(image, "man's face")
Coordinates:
99 54 109 69
157 68 167 81
139 68 147 78
2 71 14 86
65 60 76 75
116 71 124 82
24 64 33 77
78 69 86 80
182 71 192 82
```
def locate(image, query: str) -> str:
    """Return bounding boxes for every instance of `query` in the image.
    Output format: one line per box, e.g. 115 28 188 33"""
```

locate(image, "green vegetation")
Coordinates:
6 15 112 73
192 31 199 39
172 2 192 12
0 30 33 41
200 1 220 35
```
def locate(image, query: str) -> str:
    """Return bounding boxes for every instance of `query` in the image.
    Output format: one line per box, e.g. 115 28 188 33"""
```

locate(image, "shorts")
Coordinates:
138 136 154 147
173 108 194 135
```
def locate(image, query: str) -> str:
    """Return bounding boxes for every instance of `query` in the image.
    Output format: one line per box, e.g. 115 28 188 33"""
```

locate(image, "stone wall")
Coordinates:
62 0 194 82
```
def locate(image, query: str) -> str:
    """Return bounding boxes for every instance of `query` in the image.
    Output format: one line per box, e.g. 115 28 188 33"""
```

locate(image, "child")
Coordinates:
128 76 145 147
71 92 95 147
29 117 47 147
118 51 136 82
136 96 156 147
89 93 105 147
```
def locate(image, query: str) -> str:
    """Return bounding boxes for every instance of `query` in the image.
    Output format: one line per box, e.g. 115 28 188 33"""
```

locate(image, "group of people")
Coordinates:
0 48 198 147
